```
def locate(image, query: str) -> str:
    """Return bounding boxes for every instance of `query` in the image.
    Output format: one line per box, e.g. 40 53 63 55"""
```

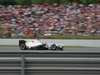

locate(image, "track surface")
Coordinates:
0 47 100 52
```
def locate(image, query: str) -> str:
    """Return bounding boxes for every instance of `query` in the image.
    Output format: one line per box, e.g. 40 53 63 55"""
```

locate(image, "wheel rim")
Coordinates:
51 46 56 50
20 44 25 50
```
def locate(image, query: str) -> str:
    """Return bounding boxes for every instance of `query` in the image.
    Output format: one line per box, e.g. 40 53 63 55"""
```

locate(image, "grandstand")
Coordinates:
0 0 100 38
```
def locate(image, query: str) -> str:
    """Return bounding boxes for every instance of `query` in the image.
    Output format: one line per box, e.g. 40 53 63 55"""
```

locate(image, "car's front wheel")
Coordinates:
57 47 63 51
50 45 57 50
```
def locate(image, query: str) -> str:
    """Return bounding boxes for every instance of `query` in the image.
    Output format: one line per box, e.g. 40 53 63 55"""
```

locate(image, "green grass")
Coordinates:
0 45 18 47
64 46 100 48
45 34 100 39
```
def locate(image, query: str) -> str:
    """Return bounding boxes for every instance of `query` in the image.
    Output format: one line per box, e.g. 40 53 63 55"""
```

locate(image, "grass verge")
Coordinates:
0 45 18 47
46 34 100 39
64 46 100 48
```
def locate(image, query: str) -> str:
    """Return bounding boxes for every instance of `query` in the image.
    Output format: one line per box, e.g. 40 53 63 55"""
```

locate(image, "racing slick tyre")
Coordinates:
56 46 64 51
19 43 27 50
50 44 64 51
19 40 27 50
50 44 57 50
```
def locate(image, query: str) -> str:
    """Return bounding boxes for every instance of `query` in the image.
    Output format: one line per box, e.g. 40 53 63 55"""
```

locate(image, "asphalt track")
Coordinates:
0 47 100 52
0 47 100 58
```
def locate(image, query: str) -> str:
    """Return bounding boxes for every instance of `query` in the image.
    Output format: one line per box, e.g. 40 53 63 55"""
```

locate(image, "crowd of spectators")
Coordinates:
0 3 100 38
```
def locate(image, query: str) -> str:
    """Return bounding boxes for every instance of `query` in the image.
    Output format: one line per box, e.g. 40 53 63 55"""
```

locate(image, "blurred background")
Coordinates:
0 0 100 39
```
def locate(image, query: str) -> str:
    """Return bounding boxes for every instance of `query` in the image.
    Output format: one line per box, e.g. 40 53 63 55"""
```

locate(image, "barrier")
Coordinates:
0 39 100 47
0 51 100 75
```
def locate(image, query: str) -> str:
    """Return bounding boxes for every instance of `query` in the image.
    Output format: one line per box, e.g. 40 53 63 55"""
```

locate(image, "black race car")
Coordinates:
19 39 63 50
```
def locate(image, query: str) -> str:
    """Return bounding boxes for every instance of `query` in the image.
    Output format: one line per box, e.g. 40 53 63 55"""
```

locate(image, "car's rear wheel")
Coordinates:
19 43 26 50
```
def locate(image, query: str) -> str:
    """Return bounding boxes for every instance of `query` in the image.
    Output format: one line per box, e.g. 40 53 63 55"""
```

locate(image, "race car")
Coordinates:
19 39 63 50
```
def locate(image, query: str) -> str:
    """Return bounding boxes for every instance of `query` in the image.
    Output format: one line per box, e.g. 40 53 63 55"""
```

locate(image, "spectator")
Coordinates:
0 3 100 38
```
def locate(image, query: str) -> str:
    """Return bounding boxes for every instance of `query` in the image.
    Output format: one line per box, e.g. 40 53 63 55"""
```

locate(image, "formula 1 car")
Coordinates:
19 39 63 50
